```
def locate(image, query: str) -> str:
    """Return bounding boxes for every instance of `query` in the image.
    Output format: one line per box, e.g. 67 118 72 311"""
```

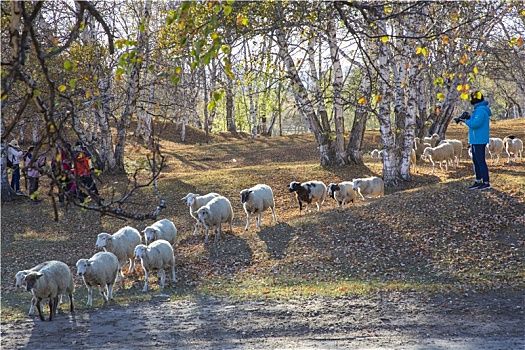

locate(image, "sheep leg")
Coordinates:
270 206 277 223
215 226 222 242
68 293 74 313
171 263 177 283
245 212 251 231
98 285 108 302
159 269 166 290
315 202 321 211
28 296 37 315
48 297 55 321
128 257 135 276
87 286 93 306
107 283 114 301
204 227 210 244
142 269 150 292
256 213 262 229
358 189 365 201
35 297 45 321
193 221 200 235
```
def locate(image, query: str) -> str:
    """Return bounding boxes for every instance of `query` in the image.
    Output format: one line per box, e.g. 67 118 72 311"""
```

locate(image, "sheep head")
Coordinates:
76 259 91 276
134 244 148 259
181 193 199 207
23 272 43 292
143 227 159 244
95 233 112 249
240 189 252 203
327 183 340 199
289 181 302 193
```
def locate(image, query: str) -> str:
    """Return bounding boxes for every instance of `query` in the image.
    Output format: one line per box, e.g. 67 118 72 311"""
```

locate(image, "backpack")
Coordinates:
6 147 13 168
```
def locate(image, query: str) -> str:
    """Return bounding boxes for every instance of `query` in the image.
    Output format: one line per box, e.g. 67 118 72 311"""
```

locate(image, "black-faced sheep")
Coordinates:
76 251 119 306
134 240 177 292
196 196 234 243
15 262 59 315
503 136 523 163
23 260 74 321
95 226 142 282
289 180 327 215
240 184 278 231
143 219 177 246
181 192 221 235
327 182 356 206
352 177 385 201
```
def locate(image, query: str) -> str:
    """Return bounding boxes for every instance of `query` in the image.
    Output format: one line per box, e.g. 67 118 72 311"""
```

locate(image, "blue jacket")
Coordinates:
465 100 491 144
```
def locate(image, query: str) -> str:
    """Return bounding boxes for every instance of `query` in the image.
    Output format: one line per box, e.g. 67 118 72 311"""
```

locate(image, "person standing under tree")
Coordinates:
7 139 25 195
459 91 492 191
73 141 100 198
24 146 46 203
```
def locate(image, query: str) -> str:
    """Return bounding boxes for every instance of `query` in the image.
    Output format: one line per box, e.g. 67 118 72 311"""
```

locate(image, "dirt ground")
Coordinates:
1 291 523 350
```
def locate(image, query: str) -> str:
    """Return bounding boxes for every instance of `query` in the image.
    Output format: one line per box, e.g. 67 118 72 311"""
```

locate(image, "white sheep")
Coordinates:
143 219 177 246
327 182 356 206
76 251 119 306
95 226 142 282
352 177 384 201
440 139 463 167
134 240 177 292
289 180 327 215
504 136 523 163
240 184 278 231
196 196 234 243
15 262 59 315
486 137 504 164
422 142 455 175
370 149 384 160
22 260 74 321
181 192 221 235
423 133 440 147
414 137 431 159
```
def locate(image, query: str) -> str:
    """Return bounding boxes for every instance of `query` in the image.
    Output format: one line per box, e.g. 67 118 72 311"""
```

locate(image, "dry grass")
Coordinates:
1 118 524 321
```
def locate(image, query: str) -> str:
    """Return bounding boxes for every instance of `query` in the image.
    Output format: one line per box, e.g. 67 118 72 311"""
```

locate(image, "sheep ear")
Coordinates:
35 272 44 279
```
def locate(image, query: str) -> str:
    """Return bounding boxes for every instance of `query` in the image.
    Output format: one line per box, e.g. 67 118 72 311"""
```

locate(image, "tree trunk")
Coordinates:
327 14 348 166
276 28 332 165
347 73 371 165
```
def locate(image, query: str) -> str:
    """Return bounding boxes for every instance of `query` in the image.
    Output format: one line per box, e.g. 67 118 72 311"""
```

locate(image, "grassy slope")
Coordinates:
1 119 524 321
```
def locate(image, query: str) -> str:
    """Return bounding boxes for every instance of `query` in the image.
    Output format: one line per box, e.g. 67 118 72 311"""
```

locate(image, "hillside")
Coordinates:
1 118 524 319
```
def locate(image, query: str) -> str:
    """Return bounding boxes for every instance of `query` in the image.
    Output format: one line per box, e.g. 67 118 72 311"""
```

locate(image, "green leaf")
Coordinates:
166 15 174 26
33 89 41 97
170 74 180 85
202 52 211 65
116 67 125 75
139 24 145 32
69 78 77 89
64 61 73 72
221 45 231 54
224 5 232 15
207 99 216 111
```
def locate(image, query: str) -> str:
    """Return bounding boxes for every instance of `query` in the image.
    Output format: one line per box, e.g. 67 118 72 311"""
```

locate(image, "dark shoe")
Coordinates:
468 181 482 190
477 183 492 191
16 190 24 195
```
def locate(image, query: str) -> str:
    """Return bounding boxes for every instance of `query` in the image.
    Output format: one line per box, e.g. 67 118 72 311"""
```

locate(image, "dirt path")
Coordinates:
1 291 523 349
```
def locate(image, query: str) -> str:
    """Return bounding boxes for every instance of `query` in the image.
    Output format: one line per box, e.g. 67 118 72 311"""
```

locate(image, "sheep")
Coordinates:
240 184 278 231
143 219 177 246
421 142 455 175
440 139 463 167
15 262 56 315
486 137 504 164
76 251 119 306
181 192 221 235
503 136 523 163
414 137 431 159
289 180 327 215
134 240 177 292
327 182 356 206
352 177 384 201
195 196 234 243
22 260 74 321
423 133 440 147
370 149 384 160
95 226 142 282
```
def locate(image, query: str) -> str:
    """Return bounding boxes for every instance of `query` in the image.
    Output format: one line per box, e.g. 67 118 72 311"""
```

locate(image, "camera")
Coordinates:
454 111 471 124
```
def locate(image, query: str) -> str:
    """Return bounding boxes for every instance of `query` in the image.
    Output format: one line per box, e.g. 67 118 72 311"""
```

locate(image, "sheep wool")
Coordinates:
289 180 327 215
15 262 53 315
23 260 74 321
423 133 440 147
504 136 523 163
422 142 455 175
352 177 384 201
76 251 119 307
134 240 177 292
487 137 504 164
240 184 278 231
196 196 234 243
327 182 356 207
143 219 177 246
95 226 142 282
181 192 221 235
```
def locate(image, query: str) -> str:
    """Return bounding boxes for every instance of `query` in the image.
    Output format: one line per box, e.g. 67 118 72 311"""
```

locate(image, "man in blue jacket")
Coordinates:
463 91 492 190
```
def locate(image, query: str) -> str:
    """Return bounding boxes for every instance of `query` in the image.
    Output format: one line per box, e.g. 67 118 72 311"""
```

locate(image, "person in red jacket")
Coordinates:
73 141 100 198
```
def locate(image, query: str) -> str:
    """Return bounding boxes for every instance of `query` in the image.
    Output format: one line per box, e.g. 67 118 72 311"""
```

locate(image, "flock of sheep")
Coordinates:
372 134 523 175
14 133 522 322
15 178 386 322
